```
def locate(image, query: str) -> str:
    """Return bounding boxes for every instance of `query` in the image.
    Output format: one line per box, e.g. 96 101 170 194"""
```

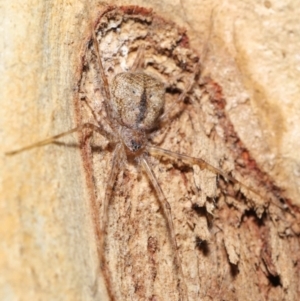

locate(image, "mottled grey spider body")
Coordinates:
90 32 190 298
110 72 165 153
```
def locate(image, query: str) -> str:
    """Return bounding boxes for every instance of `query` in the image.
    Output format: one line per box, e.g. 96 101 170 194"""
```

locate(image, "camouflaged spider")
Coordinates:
6 15 272 301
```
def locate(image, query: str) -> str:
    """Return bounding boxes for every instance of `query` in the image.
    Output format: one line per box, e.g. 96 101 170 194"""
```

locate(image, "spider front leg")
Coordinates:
5 123 106 155
130 45 145 72
92 27 110 102
141 156 188 301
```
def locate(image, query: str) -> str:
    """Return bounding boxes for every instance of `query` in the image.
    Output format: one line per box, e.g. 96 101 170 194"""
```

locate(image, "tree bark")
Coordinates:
1 1 299 301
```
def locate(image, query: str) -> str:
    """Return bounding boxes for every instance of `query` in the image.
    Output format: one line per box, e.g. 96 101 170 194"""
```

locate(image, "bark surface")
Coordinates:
1 1 300 301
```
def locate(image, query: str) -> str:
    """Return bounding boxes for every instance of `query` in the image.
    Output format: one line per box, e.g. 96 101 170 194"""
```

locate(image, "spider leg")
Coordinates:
148 146 286 210
82 95 102 124
149 145 236 182
92 27 111 102
92 25 120 135
130 45 145 72
82 95 115 141
96 143 123 301
159 61 201 126
140 156 188 301
5 123 108 155
99 143 123 252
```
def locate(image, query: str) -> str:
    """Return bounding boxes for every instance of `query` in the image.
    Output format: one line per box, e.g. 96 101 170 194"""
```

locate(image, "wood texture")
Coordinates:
1 1 300 300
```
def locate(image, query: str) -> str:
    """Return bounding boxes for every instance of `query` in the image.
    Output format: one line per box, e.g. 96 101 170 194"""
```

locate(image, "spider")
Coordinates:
6 6 289 301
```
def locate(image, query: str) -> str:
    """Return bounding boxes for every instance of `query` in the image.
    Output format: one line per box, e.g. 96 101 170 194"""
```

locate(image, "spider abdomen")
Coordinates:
111 72 165 131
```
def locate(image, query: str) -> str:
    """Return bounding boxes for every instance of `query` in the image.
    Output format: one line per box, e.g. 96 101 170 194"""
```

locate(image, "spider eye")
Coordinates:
130 140 141 151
